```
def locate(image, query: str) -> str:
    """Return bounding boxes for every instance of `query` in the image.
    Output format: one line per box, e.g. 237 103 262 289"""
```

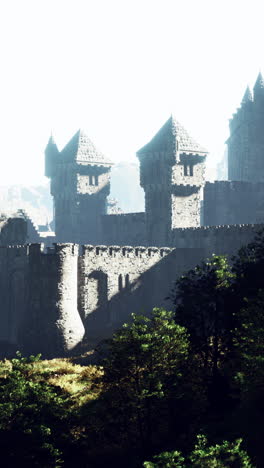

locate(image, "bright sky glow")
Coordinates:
0 0 263 185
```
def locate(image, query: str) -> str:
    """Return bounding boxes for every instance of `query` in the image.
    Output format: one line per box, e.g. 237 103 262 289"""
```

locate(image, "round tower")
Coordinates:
20 243 85 357
53 243 85 353
45 134 59 178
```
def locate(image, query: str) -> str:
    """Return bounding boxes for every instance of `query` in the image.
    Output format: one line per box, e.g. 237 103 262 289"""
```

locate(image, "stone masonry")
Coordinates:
0 81 264 357
204 72 264 226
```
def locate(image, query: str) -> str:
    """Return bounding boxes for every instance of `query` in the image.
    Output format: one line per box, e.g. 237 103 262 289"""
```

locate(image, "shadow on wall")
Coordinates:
82 247 205 345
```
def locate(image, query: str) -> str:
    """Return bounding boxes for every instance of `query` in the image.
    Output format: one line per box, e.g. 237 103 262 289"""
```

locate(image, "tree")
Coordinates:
0 353 70 467
172 255 235 377
93 309 203 457
232 228 264 303
143 435 254 468
230 290 264 467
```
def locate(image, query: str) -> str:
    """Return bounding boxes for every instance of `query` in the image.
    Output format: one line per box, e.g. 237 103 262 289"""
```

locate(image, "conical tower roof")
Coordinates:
60 129 112 165
254 72 264 91
137 116 207 156
241 85 253 104
45 134 58 152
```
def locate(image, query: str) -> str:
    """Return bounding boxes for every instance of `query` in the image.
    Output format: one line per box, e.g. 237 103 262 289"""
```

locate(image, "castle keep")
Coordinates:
204 72 264 226
1 73 264 357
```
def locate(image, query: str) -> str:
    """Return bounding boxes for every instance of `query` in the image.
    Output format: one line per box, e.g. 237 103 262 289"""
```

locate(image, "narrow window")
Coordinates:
118 274 123 291
190 164 193 176
89 175 93 185
184 163 188 176
95 175 99 186
125 274 129 288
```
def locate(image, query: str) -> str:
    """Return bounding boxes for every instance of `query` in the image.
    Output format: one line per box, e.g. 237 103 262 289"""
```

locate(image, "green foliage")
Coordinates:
173 255 235 370
171 254 237 417
93 308 202 453
2 233 264 466
103 308 189 399
144 435 254 468
143 450 185 467
0 352 68 467
233 290 264 393
189 435 253 467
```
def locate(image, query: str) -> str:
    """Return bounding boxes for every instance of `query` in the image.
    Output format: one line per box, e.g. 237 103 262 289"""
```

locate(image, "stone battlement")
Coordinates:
81 244 172 258
171 223 263 257
172 223 264 232
206 180 264 191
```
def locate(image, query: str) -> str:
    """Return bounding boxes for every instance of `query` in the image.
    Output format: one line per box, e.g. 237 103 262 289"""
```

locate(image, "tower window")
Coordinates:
125 274 129 288
89 175 98 185
184 163 194 176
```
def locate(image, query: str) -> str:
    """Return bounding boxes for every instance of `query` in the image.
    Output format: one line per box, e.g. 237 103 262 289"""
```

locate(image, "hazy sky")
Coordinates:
0 0 263 185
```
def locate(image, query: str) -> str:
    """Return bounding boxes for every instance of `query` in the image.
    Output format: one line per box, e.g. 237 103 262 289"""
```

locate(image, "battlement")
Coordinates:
0 244 29 259
173 223 263 231
81 244 172 258
204 181 264 226
205 180 264 192
171 223 263 256
103 212 145 220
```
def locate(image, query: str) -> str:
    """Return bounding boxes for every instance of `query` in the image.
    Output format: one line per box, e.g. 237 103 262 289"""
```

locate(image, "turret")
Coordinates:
45 134 59 178
253 71 264 102
227 73 264 183
241 85 253 106
137 116 207 245
20 243 85 357
46 129 113 244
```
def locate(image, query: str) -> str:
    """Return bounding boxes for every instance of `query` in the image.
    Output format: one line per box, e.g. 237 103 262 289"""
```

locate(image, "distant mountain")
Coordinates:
0 184 53 225
0 162 145 226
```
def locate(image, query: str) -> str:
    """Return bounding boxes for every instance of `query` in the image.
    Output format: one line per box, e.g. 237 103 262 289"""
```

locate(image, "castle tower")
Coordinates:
227 73 264 182
137 116 207 245
45 130 113 244
19 243 85 357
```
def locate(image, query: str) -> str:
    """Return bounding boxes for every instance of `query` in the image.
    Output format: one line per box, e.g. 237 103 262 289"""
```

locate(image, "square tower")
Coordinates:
137 116 207 245
45 130 113 244
227 73 264 182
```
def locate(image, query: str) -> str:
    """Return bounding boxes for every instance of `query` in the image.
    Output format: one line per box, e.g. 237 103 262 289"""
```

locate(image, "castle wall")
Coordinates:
0 217 27 246
0 220 262 357
101 212 146 245
204 181 264 226
0 245 28 346
171 223 263 258
78 245 205 343
0 243 85 358
23 243 85 357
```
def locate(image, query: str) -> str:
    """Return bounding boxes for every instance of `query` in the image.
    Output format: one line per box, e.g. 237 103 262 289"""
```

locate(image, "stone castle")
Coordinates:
0 73 264 357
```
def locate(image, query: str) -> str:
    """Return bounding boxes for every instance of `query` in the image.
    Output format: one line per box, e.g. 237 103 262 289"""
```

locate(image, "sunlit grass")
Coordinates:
0 355 103 407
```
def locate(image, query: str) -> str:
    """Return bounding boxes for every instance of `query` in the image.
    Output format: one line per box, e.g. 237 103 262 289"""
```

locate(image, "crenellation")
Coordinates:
1 96 264 357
